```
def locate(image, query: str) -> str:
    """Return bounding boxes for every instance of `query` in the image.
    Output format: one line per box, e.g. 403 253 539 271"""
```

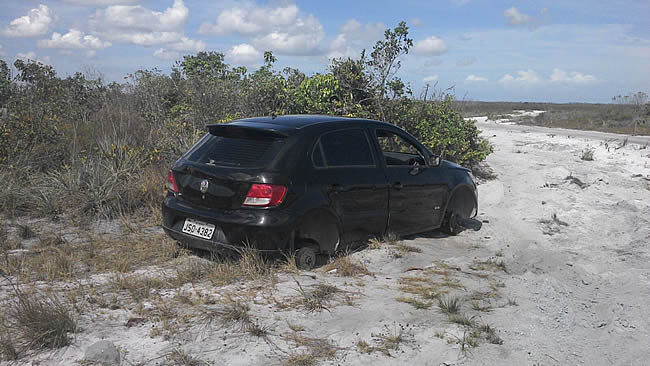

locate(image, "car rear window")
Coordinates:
185 133 282 167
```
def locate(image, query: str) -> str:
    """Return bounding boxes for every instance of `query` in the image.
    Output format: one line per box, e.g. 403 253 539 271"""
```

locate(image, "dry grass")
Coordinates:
1 244 77 282
367 234 421 257
581 147 595 161
367 237 383 249
479 324 504 345
163 348 209 366
368 233 400 249
471 300 493 312
0 287 77 359
361 324 412 357
438 295 463 314
0 232 181 282
399 276 444 299
396 296 432 309
449 313 476 327
356 340 373 353
293 281 343 312
109 273 170 302
84 234 181 274
470 258 508 273
0 222 22 251
199 297 252 331
238 245 274 278
16 224 36 240
427 261 457 276
280 252 299 274
393 242 422 254
321 254 370 277
284 333 337 366
245 320 271 338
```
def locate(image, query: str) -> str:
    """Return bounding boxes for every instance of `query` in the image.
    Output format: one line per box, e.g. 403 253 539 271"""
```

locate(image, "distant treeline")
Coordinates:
455 99 650 135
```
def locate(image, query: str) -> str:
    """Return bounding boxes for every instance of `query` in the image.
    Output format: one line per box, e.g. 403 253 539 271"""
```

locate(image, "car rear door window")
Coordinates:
319 129 375 167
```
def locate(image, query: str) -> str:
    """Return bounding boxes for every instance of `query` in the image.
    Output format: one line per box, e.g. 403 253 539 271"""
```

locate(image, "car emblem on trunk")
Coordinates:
200 179 209 194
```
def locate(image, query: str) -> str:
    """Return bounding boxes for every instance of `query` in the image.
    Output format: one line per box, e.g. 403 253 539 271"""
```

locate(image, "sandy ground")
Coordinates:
3 115 650 365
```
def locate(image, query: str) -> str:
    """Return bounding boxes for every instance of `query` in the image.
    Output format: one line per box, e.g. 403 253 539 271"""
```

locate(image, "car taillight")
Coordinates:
243 184 287 207
167 170 179 193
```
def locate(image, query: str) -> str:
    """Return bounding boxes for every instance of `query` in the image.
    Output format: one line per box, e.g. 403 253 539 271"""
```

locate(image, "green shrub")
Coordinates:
408 96 492 167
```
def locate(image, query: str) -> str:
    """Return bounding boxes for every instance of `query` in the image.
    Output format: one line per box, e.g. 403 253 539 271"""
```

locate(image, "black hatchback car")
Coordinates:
162 115 477 268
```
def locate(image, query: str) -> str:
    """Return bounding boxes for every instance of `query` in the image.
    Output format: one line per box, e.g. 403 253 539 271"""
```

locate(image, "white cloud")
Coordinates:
413 35 448 55
499 69 541 84
38 29 111 50
410 18 422 27
328 19 384 59
167 36 204 52
200 3 325 56
550 68 596 83
90 0 191 46
466 74 488 82
16 51 51 64
226 43 261 65
153 36 205 61
198 4 299 36
504 7 530 26
252 14 324 55
423 75 439 83
64 0 140 5
153 48 180 60
451 0 469 5
1 5 53 38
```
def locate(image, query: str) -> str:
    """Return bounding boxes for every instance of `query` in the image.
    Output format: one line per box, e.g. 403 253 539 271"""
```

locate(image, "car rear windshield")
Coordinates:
185 133 283 168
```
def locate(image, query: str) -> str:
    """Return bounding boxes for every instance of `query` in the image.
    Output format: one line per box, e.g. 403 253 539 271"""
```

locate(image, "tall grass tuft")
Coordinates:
1 286 77 359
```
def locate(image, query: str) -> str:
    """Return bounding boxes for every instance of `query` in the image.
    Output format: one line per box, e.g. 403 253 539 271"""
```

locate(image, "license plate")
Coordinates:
182 218 215 240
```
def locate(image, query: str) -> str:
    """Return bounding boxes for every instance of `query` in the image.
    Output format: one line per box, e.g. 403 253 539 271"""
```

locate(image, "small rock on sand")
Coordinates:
84 340 120 365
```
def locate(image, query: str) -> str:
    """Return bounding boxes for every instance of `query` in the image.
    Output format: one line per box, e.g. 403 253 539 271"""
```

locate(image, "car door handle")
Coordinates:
329 184 345 192
393 182 403 190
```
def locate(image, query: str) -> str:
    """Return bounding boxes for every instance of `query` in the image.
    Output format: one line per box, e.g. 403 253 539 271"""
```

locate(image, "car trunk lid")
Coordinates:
173 125 287 209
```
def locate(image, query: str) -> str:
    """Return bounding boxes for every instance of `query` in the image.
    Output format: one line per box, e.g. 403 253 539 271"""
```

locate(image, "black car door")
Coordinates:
373 128 449 236
311 128 389 245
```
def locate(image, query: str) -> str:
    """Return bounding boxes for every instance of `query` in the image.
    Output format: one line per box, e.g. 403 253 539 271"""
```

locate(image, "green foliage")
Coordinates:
295 73 342 114
0 59 10 107
410 96 492 167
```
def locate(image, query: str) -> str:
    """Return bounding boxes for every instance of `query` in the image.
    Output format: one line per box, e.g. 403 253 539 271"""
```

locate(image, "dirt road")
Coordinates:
460 121 650 365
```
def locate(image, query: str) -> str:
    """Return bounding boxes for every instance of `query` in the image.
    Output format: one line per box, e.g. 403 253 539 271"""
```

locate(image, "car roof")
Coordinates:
225 115 392 135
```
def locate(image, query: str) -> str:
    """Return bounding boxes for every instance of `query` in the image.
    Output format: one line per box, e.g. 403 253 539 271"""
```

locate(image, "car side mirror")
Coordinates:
430 156 441 167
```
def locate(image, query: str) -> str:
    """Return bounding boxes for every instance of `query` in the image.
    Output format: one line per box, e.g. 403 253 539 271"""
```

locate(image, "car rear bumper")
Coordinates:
162 194 294 253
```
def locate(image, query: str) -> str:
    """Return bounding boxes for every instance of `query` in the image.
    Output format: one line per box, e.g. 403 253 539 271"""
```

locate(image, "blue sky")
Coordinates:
0 0 648 103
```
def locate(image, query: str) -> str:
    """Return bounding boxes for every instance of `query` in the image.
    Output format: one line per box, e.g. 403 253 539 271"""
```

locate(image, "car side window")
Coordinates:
317 129 375 167
376 129 426 166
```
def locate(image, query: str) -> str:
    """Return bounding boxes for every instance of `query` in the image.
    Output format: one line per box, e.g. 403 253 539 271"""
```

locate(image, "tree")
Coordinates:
329 56 373 116
0 59 11 108
367 21 413 120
